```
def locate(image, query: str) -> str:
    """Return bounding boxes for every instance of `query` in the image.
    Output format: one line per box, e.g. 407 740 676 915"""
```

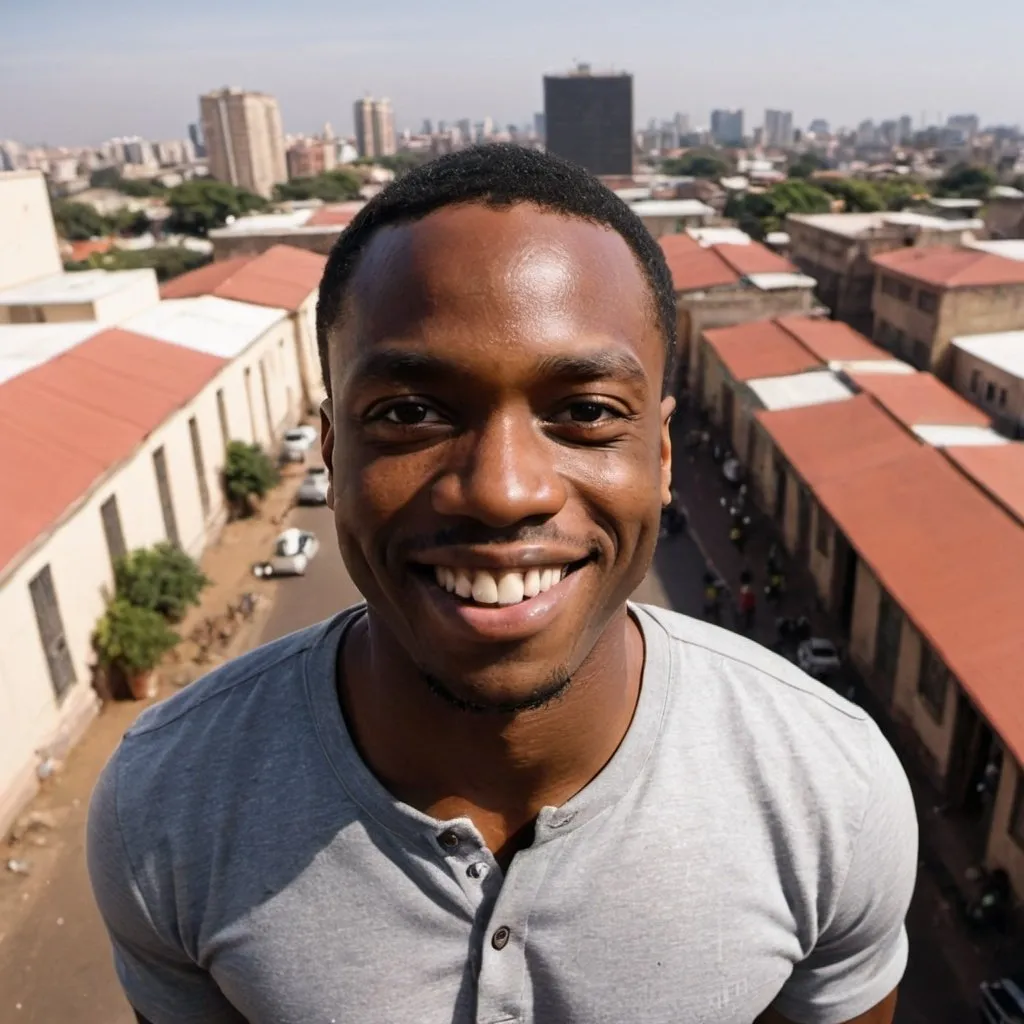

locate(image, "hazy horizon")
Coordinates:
2 0 1023 147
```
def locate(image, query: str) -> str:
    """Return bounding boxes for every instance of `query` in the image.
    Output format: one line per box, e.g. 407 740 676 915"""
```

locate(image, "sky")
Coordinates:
2 0 1023 147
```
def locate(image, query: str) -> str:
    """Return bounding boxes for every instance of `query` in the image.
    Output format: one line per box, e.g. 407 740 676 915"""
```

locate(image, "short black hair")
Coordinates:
316 144 677 395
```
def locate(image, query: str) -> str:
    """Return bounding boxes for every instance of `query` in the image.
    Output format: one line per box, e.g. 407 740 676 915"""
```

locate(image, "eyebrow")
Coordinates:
348 346 650 391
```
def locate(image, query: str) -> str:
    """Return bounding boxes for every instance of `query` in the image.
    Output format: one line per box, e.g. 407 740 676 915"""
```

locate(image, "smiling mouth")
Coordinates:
416 558 593 607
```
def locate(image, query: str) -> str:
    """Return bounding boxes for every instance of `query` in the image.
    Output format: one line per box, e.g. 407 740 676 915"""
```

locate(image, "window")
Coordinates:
874 591 902 685
918 645 949 720
876 319 892 345
10 305 45 324
29 565 76 701
1012 775 1024 848
881 276 898 298
969 370 980 394
892 328 906 353
916 289 938 313
152 446 180 547
259 359 274 438
999 388 1008 409
216 388 229 450
244 367 258 441
897 281 912 302
986 382 996 403
100 495 126 569
911 340 930 369
189 417 211 517
815 507 831 556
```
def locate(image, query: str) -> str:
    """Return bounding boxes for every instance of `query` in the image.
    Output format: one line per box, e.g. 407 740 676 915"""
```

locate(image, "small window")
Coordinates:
881 276 898 298
916 290 938 313
100 495 127 569
29 565 76 701
815 508 831 555
874 591 902 684
153 446 180 547
189 417 211 517
969 370 980 394
1012 775 1024 849
897 282 912 302
912 340 930 369
918 645 949 721
986 382 996 403
998 388 1008 409
216 388 229 450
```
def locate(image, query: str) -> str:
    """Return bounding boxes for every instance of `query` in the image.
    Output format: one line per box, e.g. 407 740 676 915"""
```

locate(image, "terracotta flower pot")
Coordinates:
127 669 158 701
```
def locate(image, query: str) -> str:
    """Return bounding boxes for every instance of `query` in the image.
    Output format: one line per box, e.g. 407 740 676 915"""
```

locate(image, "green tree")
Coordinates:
108 208 151 237
936 163 997 201
274 169 362 202
114 543 210 623
726 180 832 239
788 153 825 179
876 179 928 211
660 149 729 179
52 199 109 240
93 599 179 678
64 246 211 282
223 441 279 518
165 180 268 236
817 178 884 212
89 167 166 197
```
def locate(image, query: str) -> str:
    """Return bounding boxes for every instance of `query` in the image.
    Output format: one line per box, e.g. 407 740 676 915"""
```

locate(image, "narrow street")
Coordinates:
0 462 982 1023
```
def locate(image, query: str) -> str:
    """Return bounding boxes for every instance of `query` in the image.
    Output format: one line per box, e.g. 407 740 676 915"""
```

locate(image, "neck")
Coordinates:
338 607 644 848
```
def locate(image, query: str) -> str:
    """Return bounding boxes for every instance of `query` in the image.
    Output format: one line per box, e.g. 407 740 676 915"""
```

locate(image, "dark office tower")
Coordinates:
543 64 633 176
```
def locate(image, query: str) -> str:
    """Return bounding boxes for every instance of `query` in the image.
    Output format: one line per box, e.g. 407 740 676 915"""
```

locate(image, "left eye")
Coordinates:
553 401 618 424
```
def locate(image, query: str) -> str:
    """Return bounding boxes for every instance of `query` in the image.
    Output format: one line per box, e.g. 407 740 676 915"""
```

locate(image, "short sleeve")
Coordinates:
87 749 245 1024
771 721 919 1024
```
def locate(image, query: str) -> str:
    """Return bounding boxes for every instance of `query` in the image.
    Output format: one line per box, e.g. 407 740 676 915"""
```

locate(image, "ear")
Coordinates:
659 396 675 507
320 399 335 510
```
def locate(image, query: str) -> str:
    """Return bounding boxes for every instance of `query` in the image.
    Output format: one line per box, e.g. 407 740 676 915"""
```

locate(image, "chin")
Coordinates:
418 661 574 715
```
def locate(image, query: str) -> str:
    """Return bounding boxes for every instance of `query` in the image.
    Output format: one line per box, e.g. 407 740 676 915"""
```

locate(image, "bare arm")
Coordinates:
757 987 898 1024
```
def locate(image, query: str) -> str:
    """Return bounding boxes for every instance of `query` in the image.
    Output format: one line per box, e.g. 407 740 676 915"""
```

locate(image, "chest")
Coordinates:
198 817 804 1024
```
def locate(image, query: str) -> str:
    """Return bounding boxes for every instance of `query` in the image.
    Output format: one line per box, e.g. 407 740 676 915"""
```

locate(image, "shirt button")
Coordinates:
466 862 489 879
437 830 460 850
491 926 511 950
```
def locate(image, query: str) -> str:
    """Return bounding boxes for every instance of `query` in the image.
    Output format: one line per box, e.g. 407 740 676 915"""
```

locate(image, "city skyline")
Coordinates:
3 0 1024 145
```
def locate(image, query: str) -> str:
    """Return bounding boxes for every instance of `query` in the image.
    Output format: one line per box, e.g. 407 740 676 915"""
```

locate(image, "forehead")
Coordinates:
334 203 662 387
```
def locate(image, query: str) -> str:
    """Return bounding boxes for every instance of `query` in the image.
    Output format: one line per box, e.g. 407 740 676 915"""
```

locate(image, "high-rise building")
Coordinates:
421 118 434 136
533 112 546 142
353 97 397 159
710 109 744 145
199 87 287 198
188 122 206 158
674 112 691 138
947 114 980 140
808 119 830 137
543 64 633 176
897 115 914 144
763 109 794 148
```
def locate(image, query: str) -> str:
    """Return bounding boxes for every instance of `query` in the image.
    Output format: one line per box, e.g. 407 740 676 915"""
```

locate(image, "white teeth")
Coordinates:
471 571 500 605
435 566 446 589
523 569 541 598
540 568 554 592
497 573 526 605
454 569 473 598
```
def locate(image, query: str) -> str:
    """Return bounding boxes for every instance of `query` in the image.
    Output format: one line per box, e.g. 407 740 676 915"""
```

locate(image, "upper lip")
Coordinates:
407 545 593 572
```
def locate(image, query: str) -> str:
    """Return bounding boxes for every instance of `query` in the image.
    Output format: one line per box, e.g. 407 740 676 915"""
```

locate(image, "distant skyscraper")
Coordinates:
710 109 744 145
763 109 794 148
354 97 397 158
188 122 206 158
543 64 633 176
674 112 691 137
808 119 830 137
199 88 287 198
533 112 546 142
897 115 914 144
947 114 980 139
421 118 434 136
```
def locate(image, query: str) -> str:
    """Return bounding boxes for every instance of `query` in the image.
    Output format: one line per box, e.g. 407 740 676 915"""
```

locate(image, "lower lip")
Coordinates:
410 566 589 642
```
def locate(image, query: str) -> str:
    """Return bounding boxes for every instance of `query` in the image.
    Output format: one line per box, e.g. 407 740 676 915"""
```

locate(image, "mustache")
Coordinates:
399 523 594 555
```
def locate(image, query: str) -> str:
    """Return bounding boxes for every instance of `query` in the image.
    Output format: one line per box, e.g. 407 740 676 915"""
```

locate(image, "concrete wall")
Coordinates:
986 756 1024 897
848 559 882 670
0 319 303 835
295 293 326 411
781 473 801 554
984 197 1024 240
807 501 835 604
211 230 341 261
951 345 1024 437
92 272 162 323
0 171 62 290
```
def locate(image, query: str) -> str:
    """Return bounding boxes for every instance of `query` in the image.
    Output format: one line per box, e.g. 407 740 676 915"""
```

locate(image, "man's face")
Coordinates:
322 202 673 711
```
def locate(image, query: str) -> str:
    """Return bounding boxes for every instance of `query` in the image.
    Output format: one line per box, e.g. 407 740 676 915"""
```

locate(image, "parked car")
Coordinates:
796 638 842 678
980 977 1024 1024
252 528 320 578
297 466 330 505
280 425 319 463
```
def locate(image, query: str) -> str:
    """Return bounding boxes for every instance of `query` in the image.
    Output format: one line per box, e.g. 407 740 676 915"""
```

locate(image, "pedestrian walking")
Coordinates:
702 572 723 623
739 581 757 632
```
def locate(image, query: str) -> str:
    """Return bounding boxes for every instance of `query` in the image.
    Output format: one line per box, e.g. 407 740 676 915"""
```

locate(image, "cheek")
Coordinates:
334 446 435 534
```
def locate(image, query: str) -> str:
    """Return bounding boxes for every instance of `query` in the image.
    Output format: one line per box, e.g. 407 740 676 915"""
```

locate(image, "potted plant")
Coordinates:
223 440 279 519
114 543 210 623
93 599 179 701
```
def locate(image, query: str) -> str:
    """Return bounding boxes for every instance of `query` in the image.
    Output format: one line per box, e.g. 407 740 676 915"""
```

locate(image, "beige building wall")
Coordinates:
951 345 1024 436
296 293 326 411
847 559 882 670
807 502 835 605
211 229 341 260
781 473 801 554
986 756 1024 898
984 197 1024 240
200 90 287 199
0 171 62 290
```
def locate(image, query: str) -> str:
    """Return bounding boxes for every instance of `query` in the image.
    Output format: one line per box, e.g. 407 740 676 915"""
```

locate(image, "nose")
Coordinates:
431 408 567 527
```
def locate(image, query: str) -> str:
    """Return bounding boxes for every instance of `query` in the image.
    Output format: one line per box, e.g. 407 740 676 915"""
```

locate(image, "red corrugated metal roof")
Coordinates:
0 328 225 573
306 205 360 227
715 243 796 277
660 236 798 292
704 319 823 382
848 370 991 427
777 316 895 363
944 444 1024 524
159 244 326 311
759 396 1024 764
872 245 1024 289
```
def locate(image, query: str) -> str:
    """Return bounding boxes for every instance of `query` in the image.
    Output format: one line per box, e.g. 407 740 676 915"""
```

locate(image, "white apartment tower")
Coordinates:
353 96 397 159
199 87 288 198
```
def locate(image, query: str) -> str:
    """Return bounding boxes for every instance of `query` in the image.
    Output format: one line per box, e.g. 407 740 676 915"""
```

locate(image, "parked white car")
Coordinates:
797 638 842 678
297 466 330 505
280 425 319 463
253 529 320 578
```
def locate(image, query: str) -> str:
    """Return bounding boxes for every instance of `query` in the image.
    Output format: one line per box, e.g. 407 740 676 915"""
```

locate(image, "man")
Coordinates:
89 146 917 1024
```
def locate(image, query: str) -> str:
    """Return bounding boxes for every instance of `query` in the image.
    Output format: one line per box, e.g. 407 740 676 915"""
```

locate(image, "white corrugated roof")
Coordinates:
211 210 313 235
913 425 1010 447
965 239 1024 263
122 296 287 359
746 370 855 411
0 269 155 305
829 358 916 376
989 185 1024 200
927 197 983 210
745 272 817 291
789 211 983 238
629 199 715 218
951 331 1024 379
688 227 751 246
614 188 652 202
765 231 790 246
0 322 104 386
